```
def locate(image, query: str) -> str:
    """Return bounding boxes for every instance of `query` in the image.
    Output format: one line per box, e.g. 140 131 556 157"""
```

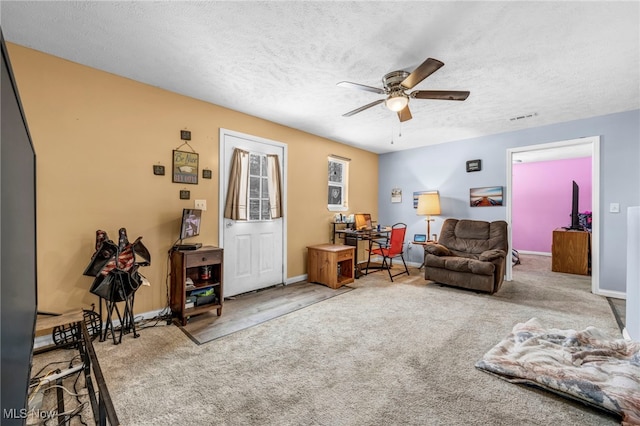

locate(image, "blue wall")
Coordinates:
378 109 640 293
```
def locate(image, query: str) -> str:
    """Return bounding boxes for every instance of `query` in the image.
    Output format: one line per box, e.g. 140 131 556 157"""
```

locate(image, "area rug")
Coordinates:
476 318 640 425
179 281 354 344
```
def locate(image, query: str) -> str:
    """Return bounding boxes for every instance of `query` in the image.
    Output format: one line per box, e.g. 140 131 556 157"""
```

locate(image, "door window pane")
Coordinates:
248 152 272 221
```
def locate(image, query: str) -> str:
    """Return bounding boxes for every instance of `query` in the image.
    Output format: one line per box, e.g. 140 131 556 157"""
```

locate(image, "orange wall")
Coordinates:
7 43 378 315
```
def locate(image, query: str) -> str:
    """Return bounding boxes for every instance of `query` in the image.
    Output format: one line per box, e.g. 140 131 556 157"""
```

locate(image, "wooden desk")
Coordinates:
307 244 355 289
552 229 591 275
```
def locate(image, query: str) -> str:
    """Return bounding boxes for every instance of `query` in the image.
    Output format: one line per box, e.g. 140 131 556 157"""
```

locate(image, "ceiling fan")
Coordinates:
337 57 470 122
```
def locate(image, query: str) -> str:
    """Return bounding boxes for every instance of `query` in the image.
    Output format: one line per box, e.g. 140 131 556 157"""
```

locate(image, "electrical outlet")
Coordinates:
610 203 620 213
195 199 207 211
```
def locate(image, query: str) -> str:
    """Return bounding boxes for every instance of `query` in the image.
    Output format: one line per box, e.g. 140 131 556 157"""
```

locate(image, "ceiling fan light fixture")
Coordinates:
385 93 408 112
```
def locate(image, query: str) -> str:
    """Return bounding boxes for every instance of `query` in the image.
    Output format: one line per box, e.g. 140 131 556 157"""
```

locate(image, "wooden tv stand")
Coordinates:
170 246 224 325
551 228 591 275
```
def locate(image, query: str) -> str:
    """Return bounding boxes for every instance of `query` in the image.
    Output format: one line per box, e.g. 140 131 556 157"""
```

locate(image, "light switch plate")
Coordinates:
610 203 620 213
195 199 207 211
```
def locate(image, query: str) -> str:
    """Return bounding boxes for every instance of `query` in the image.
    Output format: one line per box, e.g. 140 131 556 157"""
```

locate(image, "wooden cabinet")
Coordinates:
552 229 590 275
307 244 355 289
170 246 223 325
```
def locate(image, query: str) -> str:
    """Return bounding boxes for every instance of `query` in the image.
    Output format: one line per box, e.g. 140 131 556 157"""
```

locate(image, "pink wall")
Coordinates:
512 157 591 253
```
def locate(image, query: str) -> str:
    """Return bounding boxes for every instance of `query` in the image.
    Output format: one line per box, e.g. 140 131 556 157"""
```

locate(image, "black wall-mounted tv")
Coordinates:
569 180 582 230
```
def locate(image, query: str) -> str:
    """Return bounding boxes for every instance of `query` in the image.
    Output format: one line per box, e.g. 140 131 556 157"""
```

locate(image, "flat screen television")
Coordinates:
175 209 202 250
1 29 38 424
569 180 582 230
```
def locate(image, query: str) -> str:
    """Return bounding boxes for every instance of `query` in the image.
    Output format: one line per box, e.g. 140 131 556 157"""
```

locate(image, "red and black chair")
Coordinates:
365 223 410 281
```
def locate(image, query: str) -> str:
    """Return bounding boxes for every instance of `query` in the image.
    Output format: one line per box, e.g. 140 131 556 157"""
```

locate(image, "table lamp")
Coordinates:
417 192 441 240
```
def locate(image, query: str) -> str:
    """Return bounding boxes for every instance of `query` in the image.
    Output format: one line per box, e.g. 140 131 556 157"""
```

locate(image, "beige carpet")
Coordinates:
94 255 622 425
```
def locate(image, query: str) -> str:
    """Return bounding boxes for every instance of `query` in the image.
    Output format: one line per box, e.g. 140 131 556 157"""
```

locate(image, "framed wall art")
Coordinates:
173 150 199 184
152 165 165 176
470 186 503 207
466 159 482 172
391 187 402 203
413 190 437 208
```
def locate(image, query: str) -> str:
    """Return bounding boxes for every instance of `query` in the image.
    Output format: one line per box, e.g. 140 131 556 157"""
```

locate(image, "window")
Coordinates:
248 153 271 220
328 156 349 211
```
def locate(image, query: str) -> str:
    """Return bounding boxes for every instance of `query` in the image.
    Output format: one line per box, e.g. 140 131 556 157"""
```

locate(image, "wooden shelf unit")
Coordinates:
170 246 224 325
307 244 355 289
551 229 591 275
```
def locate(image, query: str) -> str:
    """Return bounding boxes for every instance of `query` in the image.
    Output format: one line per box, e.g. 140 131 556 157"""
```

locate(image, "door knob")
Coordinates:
226 222 233 228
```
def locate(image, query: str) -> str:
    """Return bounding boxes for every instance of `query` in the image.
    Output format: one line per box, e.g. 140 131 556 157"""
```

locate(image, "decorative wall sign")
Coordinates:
466 159 482 172
470 186 503 207
202 169 212 179
180 130 191 141
391 187 402 203
179 190 191 200
153 165 165 176
172 150 199 184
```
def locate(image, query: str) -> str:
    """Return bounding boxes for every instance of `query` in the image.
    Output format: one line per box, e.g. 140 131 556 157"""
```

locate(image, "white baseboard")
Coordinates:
34 307 170 349
595 289 626 299
517 250 551 256
287 274 307 284
34 334 55 349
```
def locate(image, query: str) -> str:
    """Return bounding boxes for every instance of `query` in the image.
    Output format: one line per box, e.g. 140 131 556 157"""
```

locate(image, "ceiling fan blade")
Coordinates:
337 81 386 94
401 58 444 89
411 90 470 101
397 106 412 122
342 99 385 117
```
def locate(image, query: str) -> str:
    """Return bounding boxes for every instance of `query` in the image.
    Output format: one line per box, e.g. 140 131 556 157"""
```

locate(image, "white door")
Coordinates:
219 129 286 297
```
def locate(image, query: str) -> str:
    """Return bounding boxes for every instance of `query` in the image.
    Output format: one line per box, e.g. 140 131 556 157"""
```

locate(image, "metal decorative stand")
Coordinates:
83 228 151 345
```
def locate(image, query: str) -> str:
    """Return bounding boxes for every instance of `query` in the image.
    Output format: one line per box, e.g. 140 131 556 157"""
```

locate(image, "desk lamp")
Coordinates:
417 192 441 241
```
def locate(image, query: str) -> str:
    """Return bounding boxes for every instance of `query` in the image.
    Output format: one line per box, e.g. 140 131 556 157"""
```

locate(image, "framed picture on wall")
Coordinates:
470 186 503 207
391 187 402 203
413 190 437 208
172 150 199 184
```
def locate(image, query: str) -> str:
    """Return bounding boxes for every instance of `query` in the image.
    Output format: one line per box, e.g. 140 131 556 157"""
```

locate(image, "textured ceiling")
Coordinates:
1 1 638 154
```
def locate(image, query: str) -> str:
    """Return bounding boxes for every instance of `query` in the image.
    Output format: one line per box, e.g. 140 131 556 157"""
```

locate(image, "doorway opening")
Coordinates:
506 136 600 294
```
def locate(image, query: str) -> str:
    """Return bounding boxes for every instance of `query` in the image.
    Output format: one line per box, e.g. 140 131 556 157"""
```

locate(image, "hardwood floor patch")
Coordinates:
178 281 354 344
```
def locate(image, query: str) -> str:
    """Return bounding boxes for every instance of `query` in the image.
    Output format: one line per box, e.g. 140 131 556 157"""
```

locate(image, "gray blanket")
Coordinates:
476 318 640 425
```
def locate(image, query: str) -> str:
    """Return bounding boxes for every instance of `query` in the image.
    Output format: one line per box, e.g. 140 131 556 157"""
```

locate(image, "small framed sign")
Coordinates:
153 165 165 176
179 190 190 200
202 169 212 179
466 159 482 172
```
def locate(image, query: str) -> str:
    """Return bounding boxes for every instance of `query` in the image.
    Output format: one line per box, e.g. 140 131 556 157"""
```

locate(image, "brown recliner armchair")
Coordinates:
424 218 508 294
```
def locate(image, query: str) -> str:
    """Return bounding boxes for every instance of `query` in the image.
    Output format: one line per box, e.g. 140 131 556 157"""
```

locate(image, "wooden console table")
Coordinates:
170 246 224 326
307 244 355 289
551 229 591 275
